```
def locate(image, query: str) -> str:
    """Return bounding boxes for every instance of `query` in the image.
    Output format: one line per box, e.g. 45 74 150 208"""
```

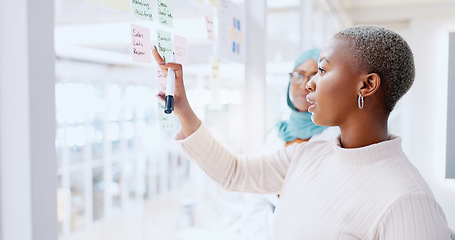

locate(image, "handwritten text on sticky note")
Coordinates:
205 16 215 40
131 24 152 63
157 0 173 27
157 101 175 129
157 68 166 92
173 35 188 66
157 29 173 62
132 0 153 21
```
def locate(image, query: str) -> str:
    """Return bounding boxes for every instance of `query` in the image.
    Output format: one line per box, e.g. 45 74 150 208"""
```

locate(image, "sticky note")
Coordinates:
156 29 173 62
103 0 131 12
157 0 173 27
157 68 166 92
157 101 175 129
205 16 215 40
132 0 153 21
131 24 152 63
217 0 244 62
173 35 188 66
211 57 220 81
208 0 221 9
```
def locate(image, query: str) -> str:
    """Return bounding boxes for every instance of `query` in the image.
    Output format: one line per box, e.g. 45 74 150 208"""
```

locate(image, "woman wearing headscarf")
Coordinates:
264 48 338 152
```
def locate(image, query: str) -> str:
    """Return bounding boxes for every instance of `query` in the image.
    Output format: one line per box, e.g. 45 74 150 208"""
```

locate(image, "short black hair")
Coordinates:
336 25 415 112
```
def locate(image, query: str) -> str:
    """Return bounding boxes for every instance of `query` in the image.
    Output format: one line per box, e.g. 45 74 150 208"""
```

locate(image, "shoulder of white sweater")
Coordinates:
308 126 340 143
262 126 340 153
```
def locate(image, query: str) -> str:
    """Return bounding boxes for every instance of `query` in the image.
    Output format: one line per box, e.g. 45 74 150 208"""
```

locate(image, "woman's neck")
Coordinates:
339 113 389 149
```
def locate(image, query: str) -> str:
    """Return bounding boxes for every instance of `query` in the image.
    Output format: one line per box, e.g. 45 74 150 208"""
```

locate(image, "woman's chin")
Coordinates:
310 113 317 124
293 103 311 112
309 113 322 126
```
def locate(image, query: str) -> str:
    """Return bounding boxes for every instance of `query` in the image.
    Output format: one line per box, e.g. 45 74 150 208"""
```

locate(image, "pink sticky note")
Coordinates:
173 35 188 66
205 16 215 40
131 24 151 63
157 68 166 92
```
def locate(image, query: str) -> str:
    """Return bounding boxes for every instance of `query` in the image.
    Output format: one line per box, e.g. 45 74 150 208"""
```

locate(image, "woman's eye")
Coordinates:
318 67 326 75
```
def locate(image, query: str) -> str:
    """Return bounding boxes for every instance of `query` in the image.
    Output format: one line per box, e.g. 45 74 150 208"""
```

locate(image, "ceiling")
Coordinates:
340 0 455 26
54 0 455 67
55 0 455 25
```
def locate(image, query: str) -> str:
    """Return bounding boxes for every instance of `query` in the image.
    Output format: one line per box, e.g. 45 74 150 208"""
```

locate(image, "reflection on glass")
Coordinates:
92 84 105 121
107 85 122 122
123 121 135 139
68 125 86 164
112 163 122 211
55 63 192 235
85 85 95 122
92 119 104 160
57 175 65 236
123 86 135 121
109 122 121 154
55 127 65 167
92 166 104 221
70 171 85 230
69 145 84 165
126 160 136 201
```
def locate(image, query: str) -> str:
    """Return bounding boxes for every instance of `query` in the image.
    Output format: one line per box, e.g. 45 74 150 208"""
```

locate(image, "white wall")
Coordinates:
0 0 57 239
397 17 455 230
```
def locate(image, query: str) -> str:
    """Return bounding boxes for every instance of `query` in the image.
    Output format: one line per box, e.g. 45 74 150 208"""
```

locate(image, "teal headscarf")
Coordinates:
278 48 327 142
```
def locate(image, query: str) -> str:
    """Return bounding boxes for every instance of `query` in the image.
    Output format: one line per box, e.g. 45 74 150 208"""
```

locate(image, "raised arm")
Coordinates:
152 47 293 193
152 46 201 138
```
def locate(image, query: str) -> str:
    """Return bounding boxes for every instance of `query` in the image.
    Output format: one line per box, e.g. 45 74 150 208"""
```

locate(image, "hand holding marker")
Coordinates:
153 45 200 135
164 52 176 114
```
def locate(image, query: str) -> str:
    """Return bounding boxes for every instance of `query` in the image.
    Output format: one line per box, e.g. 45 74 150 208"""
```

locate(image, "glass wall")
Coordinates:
54 0 338 239
55 56 247 239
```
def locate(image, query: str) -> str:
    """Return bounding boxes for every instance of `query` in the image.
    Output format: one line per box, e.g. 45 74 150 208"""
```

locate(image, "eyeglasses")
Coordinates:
289 71 316 85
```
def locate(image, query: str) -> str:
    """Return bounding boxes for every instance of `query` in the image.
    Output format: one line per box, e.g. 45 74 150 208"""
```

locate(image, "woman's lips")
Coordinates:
306 95 316 113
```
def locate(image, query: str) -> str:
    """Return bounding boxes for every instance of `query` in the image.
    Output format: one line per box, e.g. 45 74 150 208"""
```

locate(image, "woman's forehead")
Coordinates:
319 37 354 65
295 58 317 71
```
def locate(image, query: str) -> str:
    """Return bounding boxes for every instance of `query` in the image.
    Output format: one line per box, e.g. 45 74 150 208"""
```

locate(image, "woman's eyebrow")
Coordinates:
295 70 318 74
319 57 330 64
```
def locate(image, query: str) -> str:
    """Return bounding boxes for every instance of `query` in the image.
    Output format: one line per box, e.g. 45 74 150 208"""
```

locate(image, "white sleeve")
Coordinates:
377 192 452 240
175 123 292 194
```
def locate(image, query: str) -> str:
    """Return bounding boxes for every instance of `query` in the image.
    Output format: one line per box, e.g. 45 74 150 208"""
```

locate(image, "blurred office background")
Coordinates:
1 0 455 239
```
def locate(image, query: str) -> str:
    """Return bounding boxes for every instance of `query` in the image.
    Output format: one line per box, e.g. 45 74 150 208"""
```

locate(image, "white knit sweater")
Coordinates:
175 124 452 239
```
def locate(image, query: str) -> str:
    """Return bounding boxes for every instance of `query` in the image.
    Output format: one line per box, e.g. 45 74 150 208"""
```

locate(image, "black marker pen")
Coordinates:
164 52 175 114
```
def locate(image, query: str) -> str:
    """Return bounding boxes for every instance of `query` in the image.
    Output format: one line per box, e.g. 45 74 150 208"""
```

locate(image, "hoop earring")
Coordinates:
358 93 364 109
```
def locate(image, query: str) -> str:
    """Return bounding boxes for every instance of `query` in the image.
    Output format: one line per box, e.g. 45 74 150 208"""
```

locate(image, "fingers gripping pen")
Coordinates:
164 52 175 114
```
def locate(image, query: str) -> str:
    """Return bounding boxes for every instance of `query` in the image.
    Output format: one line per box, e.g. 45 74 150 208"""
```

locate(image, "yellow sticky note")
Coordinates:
208 0 221 9
103 0 131 12
211 57 220 81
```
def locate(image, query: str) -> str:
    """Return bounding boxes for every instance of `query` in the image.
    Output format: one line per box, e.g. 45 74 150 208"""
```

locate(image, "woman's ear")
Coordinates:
360 73 381 97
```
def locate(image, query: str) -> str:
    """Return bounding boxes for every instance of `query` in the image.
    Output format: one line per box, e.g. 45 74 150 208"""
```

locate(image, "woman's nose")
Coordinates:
306 77 316 92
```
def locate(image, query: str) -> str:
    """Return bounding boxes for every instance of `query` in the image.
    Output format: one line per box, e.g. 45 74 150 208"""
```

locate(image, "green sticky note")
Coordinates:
132 0 153 21
157 29 173 62
157 0 173 27
157 101 175 129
